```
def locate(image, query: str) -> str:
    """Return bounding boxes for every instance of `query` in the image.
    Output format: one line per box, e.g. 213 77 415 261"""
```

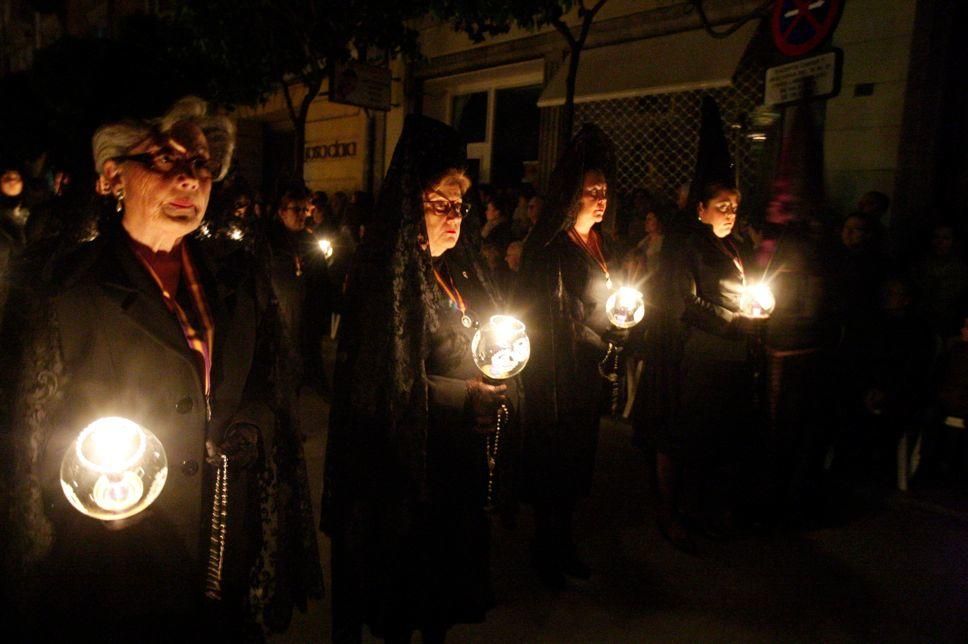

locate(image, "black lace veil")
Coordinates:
323 115 469 520
523 123 615 255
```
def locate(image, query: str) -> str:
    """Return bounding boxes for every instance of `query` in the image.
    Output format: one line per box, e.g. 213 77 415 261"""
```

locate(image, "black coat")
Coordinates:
1 222 321 638
671 221 754 455
517 231 613 502
676 220 748 361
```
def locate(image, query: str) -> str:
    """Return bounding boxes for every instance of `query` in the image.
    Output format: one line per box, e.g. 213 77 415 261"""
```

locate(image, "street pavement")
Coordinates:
279 384 968 644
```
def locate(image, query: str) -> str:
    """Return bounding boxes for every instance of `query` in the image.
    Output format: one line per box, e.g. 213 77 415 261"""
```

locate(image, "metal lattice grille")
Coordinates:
574 52 765 202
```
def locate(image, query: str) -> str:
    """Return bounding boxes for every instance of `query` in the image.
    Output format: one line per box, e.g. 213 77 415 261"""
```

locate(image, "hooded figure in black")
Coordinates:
668 96 763 541
321 115 519 643
515 124 624 588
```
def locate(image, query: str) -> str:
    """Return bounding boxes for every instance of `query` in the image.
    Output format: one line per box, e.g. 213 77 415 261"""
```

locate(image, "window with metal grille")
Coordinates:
573 52 766 207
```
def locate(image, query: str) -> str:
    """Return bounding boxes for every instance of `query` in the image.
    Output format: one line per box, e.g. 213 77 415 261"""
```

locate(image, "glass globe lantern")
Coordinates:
740 282 776 318
227 221 245 241
60 417 168 521
605 287 645 329
317 238 334 260
472 315 530 380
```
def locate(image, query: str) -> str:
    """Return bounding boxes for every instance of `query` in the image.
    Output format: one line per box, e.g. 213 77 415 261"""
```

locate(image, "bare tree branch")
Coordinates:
551 16 578 51
281 78 299 126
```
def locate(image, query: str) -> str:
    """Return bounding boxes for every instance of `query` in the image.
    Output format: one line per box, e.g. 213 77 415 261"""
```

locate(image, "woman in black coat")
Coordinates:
0 98 322 640
671 180 762 537
321 115 519 643
516 125 628 589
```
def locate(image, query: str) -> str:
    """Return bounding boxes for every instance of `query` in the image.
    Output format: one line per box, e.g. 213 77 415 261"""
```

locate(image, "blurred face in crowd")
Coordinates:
279 199 311 232
932 225 954 257
527 196 542 226
506 242 523 272
697 189 739 238
676 183 691 211
485 200 502 222
481 242 503 270
423 170 469 257
311 201 326 226
575 170 607 233
233 195 250 219
644 211 661 236
105 121 213 250
841 215 870 250
1 170 24 197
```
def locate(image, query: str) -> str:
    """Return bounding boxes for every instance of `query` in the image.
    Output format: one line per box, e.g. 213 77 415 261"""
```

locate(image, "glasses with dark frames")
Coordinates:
114 148 221 179
423 199 471 218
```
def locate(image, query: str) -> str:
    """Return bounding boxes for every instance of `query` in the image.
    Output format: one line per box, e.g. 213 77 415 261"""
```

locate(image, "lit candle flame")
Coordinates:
317 238 334 259
605 286 645 328
61 417 168 520
472 315 530 380
740 282 775 318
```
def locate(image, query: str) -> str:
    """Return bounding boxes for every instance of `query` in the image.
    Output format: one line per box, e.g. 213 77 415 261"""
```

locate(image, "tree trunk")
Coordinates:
282 74 323 184
293 112 307 180
294 77 322 181
562 43 582 140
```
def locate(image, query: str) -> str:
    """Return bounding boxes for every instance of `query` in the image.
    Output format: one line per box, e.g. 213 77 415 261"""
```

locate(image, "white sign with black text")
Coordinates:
330 61 392 111
765 50 841 106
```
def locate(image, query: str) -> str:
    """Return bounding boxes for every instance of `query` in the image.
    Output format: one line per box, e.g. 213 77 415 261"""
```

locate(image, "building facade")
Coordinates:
238 0 923 230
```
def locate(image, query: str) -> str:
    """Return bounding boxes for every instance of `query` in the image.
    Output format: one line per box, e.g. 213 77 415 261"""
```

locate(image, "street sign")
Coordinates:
771 0 843 57
329 61 392 111
764 49 842 106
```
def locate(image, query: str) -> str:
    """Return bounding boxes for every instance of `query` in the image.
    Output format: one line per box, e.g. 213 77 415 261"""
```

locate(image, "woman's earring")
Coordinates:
115 188 125 214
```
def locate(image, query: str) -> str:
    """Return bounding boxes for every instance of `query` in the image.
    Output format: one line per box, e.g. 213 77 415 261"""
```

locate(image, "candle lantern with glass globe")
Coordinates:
471 315 530 507
740 282 776 318
317 238 334 261
600 286 645 414
605 286 645 329
60 416 168 521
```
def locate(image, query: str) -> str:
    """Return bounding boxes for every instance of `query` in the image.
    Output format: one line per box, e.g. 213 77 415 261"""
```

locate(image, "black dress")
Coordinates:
672 220 755 512
518 230 612 504
322 114 519 642
423 253 505 626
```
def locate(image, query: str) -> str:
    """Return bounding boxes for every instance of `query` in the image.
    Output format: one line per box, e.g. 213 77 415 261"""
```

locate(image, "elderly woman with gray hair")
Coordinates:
1 97 322 640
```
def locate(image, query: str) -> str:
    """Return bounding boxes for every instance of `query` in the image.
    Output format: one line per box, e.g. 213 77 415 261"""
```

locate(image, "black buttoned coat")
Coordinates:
1 222 321 638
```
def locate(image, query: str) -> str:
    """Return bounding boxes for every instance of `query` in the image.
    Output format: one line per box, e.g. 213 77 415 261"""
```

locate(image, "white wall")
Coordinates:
824 0 917 218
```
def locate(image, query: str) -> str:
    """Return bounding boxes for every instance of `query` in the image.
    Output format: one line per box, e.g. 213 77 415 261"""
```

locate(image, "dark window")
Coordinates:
492 85 541 187
452 92 488 143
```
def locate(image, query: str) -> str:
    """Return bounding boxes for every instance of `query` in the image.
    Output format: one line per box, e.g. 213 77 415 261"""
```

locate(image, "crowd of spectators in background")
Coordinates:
3 148 967 525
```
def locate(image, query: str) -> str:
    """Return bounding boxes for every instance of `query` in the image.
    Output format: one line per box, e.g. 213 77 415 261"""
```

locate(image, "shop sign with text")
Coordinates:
305 140 358 162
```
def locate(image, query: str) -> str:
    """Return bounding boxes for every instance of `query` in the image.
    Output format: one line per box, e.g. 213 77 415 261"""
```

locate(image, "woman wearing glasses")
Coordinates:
668 180 761 542
322 115 518 643
516 125 627 589
1 97 322 639
264 185 332 391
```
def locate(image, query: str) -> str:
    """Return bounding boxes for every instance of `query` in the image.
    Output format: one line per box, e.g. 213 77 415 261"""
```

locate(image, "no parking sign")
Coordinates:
772 0 843 57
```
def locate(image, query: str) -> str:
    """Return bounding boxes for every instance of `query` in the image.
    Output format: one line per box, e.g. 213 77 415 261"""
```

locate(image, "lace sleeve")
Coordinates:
4 300 65 577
